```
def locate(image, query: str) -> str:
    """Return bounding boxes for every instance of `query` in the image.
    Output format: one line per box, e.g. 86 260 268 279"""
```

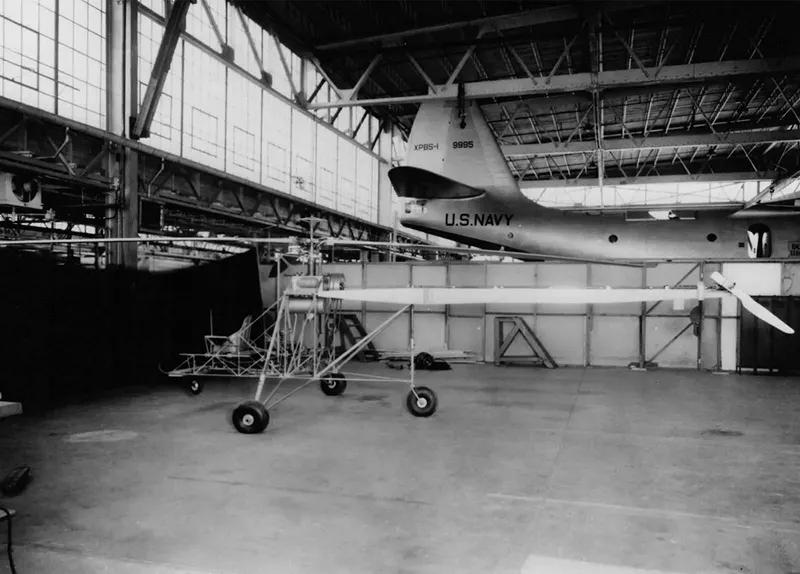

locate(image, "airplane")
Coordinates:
389 100 800 263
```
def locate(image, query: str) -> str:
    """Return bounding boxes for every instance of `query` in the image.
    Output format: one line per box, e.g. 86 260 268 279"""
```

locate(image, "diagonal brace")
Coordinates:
346 54 383 101
132 0 194 140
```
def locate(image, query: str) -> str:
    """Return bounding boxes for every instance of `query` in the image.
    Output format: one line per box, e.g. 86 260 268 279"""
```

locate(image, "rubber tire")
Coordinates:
406 386 437 418
320 372 347 396
415 352 435 370
189 380 204 395
232 400 270 434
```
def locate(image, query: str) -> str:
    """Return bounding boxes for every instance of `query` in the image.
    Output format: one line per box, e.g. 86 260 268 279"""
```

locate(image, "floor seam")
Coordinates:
540 367 586 503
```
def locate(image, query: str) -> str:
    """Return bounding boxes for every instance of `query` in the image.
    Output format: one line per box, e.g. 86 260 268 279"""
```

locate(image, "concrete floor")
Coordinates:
0 364 799 574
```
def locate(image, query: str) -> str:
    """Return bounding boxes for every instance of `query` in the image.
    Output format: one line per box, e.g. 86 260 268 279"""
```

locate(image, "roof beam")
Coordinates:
742 168 800 208
503 129 800 156
314 2 658 52
519 172 777 189
314 5 580 51
307 56 800 110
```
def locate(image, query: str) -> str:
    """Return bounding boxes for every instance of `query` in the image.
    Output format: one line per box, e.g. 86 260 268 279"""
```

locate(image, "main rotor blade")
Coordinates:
710 272 795 334
323 239 641 268
0 236 298 247
318 287 726 306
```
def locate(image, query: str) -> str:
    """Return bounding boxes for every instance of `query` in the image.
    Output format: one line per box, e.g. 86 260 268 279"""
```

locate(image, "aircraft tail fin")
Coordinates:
396 100 524 201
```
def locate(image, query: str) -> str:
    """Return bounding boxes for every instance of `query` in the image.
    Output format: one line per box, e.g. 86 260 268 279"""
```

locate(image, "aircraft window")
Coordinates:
746 223 771 259
608 234 618 243
707 233 717 242
507 232 514 239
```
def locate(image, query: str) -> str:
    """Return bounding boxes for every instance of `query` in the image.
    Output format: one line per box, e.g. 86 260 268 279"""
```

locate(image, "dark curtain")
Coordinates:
0 248 262 411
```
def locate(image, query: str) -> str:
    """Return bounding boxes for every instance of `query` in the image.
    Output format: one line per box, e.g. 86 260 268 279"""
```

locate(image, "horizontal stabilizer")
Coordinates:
389 166 486 200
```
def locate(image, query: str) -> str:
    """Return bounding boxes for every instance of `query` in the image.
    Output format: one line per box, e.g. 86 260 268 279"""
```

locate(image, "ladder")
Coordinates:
494 316 557 368
338 314 380 362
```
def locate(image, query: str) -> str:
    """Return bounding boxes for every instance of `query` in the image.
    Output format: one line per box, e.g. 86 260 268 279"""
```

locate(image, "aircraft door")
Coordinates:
746 223 772 259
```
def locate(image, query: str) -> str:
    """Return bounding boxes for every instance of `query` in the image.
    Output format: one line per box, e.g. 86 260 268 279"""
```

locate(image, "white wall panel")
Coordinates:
182 44 225 171
261 91 291 193
226 73 261 180
590 316 639 366
701 318 720 370
536 315 585 366
365 311 409 351
315 126 338 209
412 313 446 353
290 109 315 201
448 316 485 357
646 316 697 368
378 162 393 227
55 0 107 127
337 138 356 216
721 318 738 370
370 156 379 223
355 149 373 221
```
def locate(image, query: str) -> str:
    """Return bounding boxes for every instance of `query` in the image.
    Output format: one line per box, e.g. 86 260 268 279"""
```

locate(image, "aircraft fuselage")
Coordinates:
400 194 800 261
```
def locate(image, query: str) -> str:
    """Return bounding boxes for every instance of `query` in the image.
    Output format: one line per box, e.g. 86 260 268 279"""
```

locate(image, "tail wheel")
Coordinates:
406 386 437 417
232 400 270 434
320 372 347 396
189 380 203 395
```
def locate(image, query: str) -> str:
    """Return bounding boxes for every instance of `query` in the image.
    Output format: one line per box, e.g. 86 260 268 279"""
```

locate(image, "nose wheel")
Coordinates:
189 380 203 395
232 400 270 434
405 386 437 417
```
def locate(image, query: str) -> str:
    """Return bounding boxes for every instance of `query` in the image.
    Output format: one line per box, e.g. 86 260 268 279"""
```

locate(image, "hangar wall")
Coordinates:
0 0 426 237
314 261 791 371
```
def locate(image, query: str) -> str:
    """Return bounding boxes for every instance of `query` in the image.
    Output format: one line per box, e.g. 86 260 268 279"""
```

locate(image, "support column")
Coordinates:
106 0 139 268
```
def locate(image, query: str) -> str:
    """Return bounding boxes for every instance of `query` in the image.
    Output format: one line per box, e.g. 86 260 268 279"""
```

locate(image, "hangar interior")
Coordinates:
1 1 800 573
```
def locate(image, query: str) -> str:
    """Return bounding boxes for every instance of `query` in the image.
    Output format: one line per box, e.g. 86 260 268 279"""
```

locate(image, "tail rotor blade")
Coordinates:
710 272 795 335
